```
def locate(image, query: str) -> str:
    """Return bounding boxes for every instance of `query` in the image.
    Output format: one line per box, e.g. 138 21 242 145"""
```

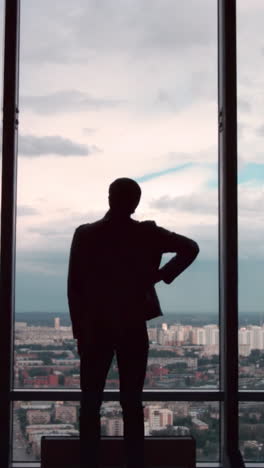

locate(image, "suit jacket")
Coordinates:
67 210 199 340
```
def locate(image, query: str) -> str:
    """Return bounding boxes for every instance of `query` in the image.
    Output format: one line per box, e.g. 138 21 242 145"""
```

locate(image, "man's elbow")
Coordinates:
183 240 199 262
193 241 200 257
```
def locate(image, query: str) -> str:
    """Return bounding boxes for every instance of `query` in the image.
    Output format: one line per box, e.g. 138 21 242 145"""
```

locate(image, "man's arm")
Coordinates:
153 223 199 284
67 226 84 340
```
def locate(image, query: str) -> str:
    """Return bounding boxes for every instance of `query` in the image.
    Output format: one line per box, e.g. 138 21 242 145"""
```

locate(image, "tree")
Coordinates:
58 375 64 385
28 368 49 377
151 425 176 437
244 446 257 460
173 415 192 427
17 408 27 435
148 349 177 358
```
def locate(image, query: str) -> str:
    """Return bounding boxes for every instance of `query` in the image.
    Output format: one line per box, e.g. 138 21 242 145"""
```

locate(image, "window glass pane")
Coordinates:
15 0 218 389
240 402 264 462
238 0 264 390
12 400 219 462
14 314 220 389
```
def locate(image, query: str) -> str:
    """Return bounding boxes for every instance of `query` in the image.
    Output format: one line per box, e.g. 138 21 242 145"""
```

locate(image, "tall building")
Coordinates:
54 317 60 329
239 326 264 352
105 417 124 436
147 327 158 342
193 327 206 345
157 328 167 345
54 404 77 423
144 405 173 431
204 325 219 346
249 326 263 350
27 410 51 425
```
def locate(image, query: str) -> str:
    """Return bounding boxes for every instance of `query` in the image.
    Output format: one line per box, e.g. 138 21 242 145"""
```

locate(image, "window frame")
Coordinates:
0 1 261 467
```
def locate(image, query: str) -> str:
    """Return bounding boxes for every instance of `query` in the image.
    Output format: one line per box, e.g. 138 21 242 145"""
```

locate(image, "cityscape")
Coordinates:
12 312 264 462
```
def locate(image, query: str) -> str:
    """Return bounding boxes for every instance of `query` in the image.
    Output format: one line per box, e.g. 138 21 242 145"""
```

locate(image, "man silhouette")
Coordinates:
67 177 199 468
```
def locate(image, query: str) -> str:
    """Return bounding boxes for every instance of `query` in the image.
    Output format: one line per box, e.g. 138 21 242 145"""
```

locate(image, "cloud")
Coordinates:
83 127 97 135
20 90 122 114
150 192 217 215
16 250 68 277
238 121 248 139
149 181 264 220
20 0 216 66
16 209 105 251
238 98 251 113
167 148 217 165
255 125 264 137
239 183 264 214
155 88 198 113
17 248 68 268
19 134 100 157
17 205 39 216
1 0 263 315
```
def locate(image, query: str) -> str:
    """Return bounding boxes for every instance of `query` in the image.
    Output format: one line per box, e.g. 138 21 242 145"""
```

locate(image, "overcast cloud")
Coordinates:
0 0 262 313
19 0 216 64
20 90 122 114
17 205 39 217
150 192 217 215
19 134 100 157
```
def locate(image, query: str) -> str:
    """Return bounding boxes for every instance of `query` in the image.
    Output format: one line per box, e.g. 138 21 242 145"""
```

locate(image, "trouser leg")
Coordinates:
117 322 149 468
121 400 146 468
79 341 114 468
79 393 102 468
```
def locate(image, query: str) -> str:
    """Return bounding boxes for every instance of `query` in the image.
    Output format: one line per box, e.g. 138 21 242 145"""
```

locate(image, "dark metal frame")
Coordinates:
218 0 242 467
0 0 262 467
0 1 20 467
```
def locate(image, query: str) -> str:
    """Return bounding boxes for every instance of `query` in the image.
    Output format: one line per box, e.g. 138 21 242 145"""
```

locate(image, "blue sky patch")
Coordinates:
136 162 194 183
205 163 264 188
238 163 264 185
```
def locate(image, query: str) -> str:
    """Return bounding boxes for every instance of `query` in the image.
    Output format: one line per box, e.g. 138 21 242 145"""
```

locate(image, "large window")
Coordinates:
240 403 264 462
237 0 264 391
13 400 220 463
15 0 218 392
1 1 262 467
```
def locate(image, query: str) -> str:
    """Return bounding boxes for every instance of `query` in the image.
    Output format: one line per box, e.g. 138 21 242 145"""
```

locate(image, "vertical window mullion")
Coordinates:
0 1 20 467
218 0 244 466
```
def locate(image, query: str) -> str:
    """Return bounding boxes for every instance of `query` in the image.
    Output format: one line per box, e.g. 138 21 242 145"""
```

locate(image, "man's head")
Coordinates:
108 177 141 215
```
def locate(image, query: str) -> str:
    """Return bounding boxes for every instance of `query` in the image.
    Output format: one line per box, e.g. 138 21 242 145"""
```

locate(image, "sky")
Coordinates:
0 0 263 314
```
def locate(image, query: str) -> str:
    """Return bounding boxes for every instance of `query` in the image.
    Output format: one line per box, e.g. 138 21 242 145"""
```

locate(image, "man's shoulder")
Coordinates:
138 219 158 231
140 219 156 227
74 217 158 237
124 218 158 235
74 218 105 236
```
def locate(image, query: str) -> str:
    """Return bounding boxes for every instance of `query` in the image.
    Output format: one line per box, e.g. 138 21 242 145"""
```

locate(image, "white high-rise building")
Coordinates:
238 326 264 353
239 344 251 357
249 326 262 350
157 328 167 345
261 328 264 349
239 328 251 346
147 327 158 342
54 317 60 329
204 325 219 346
167 328 177 343
193 328 206 345
176 326 185 343
105 417 124 436
144 406 173 431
